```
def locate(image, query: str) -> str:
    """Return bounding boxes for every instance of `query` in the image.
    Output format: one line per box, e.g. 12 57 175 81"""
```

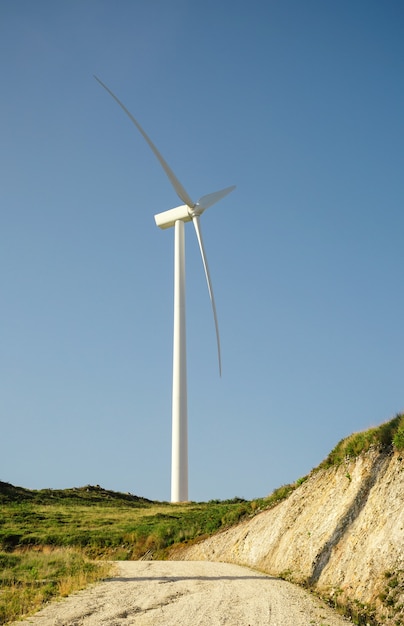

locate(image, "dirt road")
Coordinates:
14 561 352 626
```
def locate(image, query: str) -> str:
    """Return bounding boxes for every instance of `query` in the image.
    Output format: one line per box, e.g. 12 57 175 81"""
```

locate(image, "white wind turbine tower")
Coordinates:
95 77 235 502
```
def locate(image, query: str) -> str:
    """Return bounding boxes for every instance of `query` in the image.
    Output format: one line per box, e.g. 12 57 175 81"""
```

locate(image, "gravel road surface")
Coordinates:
14 561 352 626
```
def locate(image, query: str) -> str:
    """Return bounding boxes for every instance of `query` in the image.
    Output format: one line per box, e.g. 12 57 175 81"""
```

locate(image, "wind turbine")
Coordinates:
95 77 235 502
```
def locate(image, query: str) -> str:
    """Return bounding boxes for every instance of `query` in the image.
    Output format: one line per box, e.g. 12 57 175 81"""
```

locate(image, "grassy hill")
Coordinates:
1 412 403 624
0 484 254 558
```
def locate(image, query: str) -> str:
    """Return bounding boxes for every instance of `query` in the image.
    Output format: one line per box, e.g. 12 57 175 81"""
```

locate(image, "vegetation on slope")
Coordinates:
319 412 404 469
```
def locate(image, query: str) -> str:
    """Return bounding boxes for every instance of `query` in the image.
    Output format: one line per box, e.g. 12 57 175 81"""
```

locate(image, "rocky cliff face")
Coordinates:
173 449 404 625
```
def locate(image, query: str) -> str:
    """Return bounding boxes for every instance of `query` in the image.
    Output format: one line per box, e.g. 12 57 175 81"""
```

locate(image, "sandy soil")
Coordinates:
13 561 352 626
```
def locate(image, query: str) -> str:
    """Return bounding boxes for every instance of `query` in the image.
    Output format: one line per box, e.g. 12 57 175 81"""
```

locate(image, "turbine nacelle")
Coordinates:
154 204 198 230
154 184 236 229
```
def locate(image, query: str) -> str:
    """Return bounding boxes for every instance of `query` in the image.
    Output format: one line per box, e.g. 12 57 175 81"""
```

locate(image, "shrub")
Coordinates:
320 413 404 468
393 415 404 450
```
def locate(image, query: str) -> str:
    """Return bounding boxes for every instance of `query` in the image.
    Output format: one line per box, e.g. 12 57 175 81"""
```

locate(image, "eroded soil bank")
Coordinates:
173 449 404 625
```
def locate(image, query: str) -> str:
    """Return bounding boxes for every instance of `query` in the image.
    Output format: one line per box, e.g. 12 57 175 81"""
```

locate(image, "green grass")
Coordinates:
0 492 253 560
0 548 110 624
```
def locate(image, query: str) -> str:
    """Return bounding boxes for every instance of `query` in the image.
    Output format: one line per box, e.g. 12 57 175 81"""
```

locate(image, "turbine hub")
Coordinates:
188 204 204 218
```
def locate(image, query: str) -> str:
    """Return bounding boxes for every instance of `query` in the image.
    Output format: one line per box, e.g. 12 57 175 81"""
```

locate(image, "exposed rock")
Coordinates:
173 448 404 625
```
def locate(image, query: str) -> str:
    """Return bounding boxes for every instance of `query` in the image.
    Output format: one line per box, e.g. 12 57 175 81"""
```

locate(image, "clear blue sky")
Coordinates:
1 1 403 502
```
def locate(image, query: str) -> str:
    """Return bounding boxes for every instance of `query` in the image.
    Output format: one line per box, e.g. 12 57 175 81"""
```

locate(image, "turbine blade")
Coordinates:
192 215 222 376
197 185 236 211
94 76 195 208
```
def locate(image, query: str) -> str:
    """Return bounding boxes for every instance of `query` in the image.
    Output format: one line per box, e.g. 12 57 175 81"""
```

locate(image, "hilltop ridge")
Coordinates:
0 481 152 505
